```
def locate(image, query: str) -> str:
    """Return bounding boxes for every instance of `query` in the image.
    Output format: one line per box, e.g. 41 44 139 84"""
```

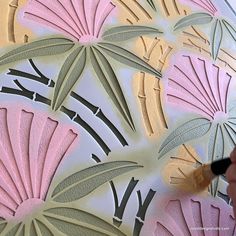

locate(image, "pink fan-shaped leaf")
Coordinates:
165 53 231 121
0 104 78 220
179 0 218 15
23 0 115 43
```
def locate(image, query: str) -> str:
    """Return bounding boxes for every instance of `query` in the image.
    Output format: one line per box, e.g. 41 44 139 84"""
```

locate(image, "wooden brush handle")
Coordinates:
211 158 232 176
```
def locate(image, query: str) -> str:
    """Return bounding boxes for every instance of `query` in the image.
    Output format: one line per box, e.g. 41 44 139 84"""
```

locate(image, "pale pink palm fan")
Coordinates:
179 0 218 15
153 196 235 235
0 103 77 220
166 53 231 121
23 0 115 43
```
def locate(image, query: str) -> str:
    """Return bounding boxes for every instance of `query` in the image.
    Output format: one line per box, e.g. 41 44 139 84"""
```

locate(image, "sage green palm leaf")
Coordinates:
90 46 135 130
102 25 162 42
0 37 74 66
51 161 142 202
97 42 161 78
211 19 223 60
44 207 126 236
52 46 86 110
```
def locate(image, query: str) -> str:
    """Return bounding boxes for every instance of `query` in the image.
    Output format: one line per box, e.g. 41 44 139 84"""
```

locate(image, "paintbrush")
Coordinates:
191 158 232 192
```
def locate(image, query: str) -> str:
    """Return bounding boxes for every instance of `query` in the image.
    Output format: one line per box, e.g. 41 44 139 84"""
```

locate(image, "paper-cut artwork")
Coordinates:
0 0 236 235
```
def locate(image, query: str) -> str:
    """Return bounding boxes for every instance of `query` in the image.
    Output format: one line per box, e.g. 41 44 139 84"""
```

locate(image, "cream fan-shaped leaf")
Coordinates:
44 207 126 236
51 161 142 202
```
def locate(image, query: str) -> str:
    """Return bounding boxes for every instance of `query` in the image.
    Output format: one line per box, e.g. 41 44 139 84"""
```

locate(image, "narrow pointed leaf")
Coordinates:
222 19 236 41
208 124 224 197
52 161 142 202
159 118 211 158
208 124 224 163
174 13 213 31
90 46 135 130
147 0 156 11
211 19 223 60
0 218 7 234
98 42 161 78
102 25 162 42
5 223 22 236
44 207 126 236
52 46 86 110
36 220 53 236
0 37 74 66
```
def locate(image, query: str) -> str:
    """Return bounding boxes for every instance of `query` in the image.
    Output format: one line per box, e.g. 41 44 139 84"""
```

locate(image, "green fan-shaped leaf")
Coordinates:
211 19 223 60
159 118 212 158
0 37 74 66
44 207 126 236
52 46 86 110
51 161 142 202
174 12 213 31
97 42 161 78
208 124 224 197
102 25 162 42
90 46 134 130
222 19 236 41
147 0 156 11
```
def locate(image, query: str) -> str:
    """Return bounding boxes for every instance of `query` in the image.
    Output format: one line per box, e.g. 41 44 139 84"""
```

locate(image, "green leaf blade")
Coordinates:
98 42 161 78
44 207 126 236
211 19 223 60
52 46 86 110
0 37 74 66
51 161 142 202
222 19 236 41
174 12 213 31
90 46 135 130
159 118 212 158
102 25 162 42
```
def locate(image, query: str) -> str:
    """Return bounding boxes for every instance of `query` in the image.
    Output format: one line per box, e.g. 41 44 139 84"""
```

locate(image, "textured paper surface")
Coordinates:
0 0 235 235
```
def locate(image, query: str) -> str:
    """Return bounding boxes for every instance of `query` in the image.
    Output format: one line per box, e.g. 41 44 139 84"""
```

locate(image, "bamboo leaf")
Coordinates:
147 0 156 11
0 37 74 66
90 46 135 130
211 19 223 60
52 161 142 202
0 219 7 234
208 124 224 163
102 25 162 42
97 42 161 78
174 12 213 31
222 19 236 41
52 46 86 110
159 118 212 158
44 207 126 236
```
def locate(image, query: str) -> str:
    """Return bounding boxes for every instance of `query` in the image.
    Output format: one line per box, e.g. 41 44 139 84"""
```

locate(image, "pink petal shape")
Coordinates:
153 196 235 236
165 53 231 121
23 0 115 43
179 0 218 15
0 103 78 220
